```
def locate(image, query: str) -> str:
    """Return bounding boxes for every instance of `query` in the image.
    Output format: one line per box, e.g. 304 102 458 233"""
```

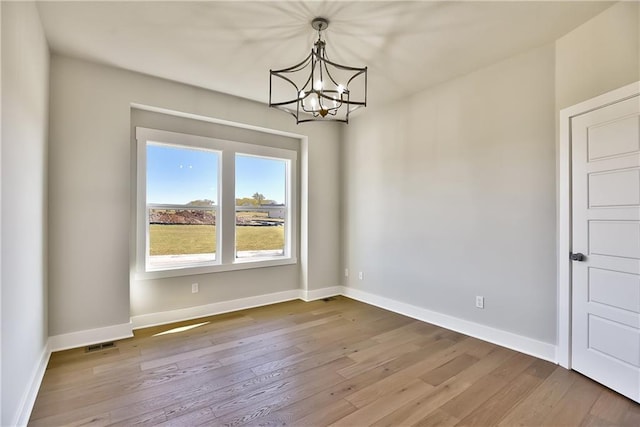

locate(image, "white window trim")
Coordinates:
135 127 297 280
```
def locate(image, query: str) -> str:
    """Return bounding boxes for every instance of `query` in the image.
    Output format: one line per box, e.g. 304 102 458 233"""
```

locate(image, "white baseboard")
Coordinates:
131 289 300 330
341 286 557 363
48 322 134 352
13 341 51 427
48 285 556 360
21 285 556 426
299 286 343 302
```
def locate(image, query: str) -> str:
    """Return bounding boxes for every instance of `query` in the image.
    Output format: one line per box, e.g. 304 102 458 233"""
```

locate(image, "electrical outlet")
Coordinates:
358 272 364 280
345 268 349 277
475 296 484 309
192 283 199 293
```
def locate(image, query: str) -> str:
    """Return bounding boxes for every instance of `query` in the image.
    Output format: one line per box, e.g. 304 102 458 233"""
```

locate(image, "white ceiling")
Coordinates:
36 1 613 107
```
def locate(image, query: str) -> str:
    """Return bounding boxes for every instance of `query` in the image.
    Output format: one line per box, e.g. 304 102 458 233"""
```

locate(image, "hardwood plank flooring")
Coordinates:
29 296 639 426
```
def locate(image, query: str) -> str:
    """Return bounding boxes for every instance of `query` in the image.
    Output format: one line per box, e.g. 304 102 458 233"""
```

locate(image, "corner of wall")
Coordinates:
1 1 51 425
12 342 51 427
48 322 134 353
340 286 557 363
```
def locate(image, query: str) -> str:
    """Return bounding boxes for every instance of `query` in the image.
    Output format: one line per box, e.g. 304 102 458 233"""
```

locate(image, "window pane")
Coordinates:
147 143 218 205
147 143 218 268
235 154 287 259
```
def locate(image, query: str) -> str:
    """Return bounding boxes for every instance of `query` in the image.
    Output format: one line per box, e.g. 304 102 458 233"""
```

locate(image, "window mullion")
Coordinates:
286 158 295 259
137 136 148 272
220 149 237 264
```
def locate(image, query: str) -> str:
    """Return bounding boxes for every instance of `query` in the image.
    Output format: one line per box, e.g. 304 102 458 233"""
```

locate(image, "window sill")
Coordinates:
135 257 298 280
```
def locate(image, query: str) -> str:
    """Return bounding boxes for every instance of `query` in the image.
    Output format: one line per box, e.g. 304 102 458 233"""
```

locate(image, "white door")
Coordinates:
571 94 640 403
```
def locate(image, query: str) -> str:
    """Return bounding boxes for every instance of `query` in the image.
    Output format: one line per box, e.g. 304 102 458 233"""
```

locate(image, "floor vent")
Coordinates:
86 341 115 352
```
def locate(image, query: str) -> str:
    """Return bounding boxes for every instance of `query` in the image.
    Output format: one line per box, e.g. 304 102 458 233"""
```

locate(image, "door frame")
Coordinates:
557 81 640 369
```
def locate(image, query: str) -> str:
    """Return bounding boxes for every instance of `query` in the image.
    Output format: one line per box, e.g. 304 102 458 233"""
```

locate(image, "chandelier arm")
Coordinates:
300 72 314 93
319 47 336 85
269 74 304 110
270 98 304 108
317 91 342 100
310 50 367 94
308 49 318 93
268 16 366 124
315 50 343 94
297 117 348 124
271 104 301 122
346 67 367 105
301 101 316 113
346 68 367 85
311 48 324 92
270 73 302 93
319 59 341 88
294 50 314 98
315 91 365 106
313 52 367 73
270 51 313 74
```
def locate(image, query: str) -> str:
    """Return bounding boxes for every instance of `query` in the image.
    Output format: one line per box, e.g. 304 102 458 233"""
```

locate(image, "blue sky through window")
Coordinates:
236 154 285 204
147 144 285 205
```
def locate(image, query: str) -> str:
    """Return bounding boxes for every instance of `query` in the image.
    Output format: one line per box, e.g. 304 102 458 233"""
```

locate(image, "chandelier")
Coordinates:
269 17 368 124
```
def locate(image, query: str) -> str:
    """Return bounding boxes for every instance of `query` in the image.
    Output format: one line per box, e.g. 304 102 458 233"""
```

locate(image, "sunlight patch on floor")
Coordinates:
153 321 210 337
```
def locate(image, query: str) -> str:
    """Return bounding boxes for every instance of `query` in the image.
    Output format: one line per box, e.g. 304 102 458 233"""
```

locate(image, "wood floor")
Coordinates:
30 296 639 426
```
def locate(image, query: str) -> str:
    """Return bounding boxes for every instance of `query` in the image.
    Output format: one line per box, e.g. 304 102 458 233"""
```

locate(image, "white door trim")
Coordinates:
557 81 640 368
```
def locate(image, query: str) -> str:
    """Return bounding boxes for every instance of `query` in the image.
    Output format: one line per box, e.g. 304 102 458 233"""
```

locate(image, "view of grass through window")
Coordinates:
235 154 287 259
146 143 287 267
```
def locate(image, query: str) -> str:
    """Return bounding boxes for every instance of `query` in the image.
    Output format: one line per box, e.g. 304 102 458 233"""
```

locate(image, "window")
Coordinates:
235 154 288 260
146 143 219 270
136 127 297 278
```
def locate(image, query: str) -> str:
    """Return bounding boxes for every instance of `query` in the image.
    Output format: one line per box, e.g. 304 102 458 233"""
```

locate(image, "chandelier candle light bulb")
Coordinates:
269 17 368 124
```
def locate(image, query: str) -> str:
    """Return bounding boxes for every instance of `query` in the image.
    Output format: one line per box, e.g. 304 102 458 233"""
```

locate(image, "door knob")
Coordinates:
570 252 585 261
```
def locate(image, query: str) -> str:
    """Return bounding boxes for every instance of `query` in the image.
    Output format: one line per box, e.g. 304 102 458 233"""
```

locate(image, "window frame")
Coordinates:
234 152 291 262
135 127 297 279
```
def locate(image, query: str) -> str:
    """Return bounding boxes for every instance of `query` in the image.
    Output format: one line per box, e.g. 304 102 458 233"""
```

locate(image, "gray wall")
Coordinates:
1 2 50 425
341 1 640 347
48 55 341 335
343 44 558 343
555 1 639 111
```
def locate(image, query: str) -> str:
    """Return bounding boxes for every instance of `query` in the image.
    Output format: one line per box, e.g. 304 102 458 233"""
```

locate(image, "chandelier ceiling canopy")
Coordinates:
269 17 368 124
